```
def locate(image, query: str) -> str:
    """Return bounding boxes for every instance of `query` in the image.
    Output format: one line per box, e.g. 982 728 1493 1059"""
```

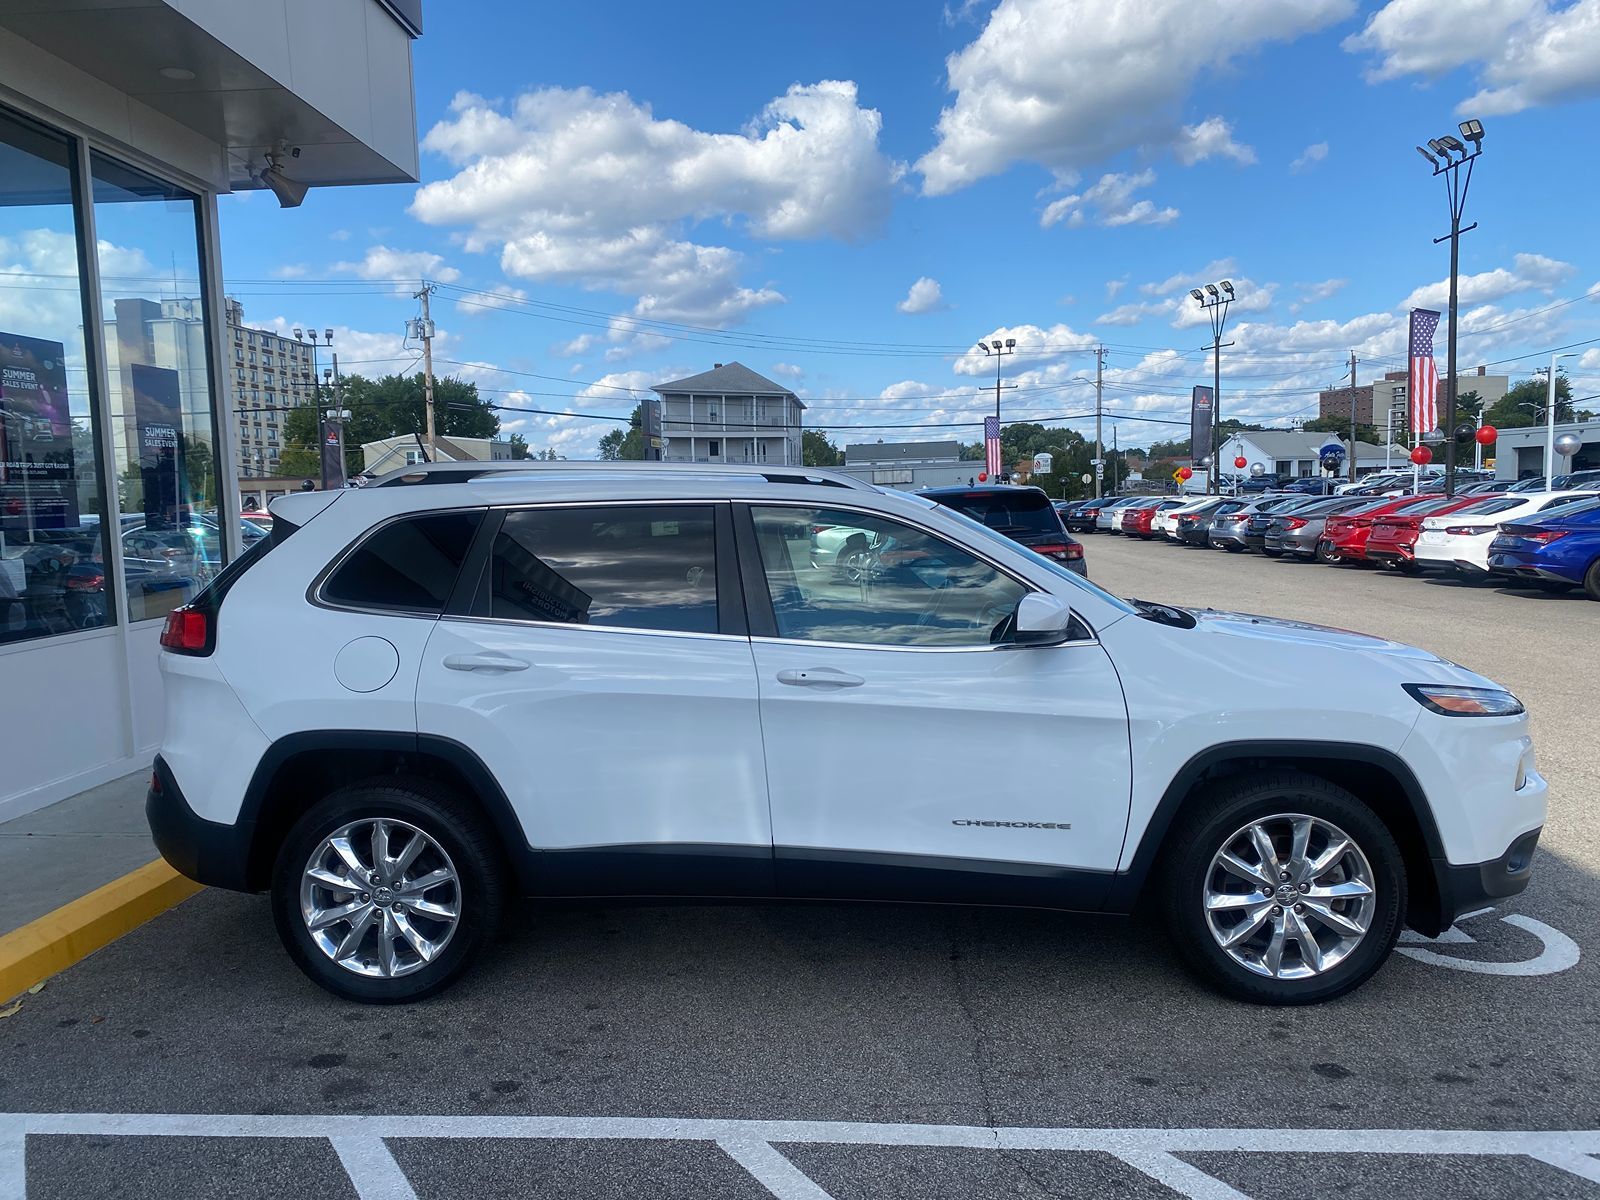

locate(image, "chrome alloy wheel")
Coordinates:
299 818 461 979
1203 813 1376 980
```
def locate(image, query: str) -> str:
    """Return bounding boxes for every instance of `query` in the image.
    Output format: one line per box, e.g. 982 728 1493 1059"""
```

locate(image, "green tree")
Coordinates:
1483 376 1578 431
280 373 501 477
597 405 644 460
802 429 843 466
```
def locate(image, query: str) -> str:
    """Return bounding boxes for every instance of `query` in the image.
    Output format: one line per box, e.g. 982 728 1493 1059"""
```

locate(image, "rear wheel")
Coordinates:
1262 548 1283 559
1585 559 1600 602
1160 770 1405 1005
272 778 505 1003
1224 543 1244 553
1315 541 1340 565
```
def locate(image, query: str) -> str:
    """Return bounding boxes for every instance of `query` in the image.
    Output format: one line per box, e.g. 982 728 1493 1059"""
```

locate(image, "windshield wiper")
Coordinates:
1126 597 1197 629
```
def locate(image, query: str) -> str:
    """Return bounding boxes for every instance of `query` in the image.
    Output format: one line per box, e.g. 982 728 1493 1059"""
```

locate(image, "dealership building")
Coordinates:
0 1 423 818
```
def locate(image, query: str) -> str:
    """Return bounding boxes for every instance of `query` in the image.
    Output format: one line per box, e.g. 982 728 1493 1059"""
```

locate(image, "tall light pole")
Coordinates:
1190 280 1235 495
977 337 1016 477
1416 118 1484 498
1539 352 1576 492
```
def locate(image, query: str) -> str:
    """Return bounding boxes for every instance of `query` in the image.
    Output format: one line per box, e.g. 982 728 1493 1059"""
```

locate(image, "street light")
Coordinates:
1417 117 1484 497
1192 279 1235 495
1537 352 1577 491
978 337 1017 473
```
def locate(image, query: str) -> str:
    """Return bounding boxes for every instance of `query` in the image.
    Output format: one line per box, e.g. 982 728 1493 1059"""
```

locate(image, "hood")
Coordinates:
1187 608 1454 664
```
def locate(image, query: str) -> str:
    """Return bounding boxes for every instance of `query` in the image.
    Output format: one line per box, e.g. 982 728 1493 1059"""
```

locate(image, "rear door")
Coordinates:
737 502 1131 907
415 502 772 895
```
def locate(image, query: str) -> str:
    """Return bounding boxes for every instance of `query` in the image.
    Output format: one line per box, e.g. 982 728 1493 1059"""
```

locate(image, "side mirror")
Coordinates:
1013 592 1074 647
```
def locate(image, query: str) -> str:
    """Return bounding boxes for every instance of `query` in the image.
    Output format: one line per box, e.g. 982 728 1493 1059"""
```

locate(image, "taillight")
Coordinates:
1281 517 1308 530
1522 529 1569 544
1224 513 1250 523
1444 525 1497 536
160 605 210 655
66 570 105 591
1062 542 1084 560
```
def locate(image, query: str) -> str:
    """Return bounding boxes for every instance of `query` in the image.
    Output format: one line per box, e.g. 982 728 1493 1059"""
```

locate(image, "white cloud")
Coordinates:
917 0 1352 195
0 229 157 345
1346 0 1600 115
257 317 430 377
897 276 947 314
1291 278 1348 312
1290 142 1329 173
770 362 805 380
1096 301 1167 327
1174 117 1256 166
329 229 351 242
1139 259 1240 297
1041 170 1178 229
952 322 1097 376
335 244 460 284
457 284 528 315
273 263 309 279
1105 278 1127 300
1400 252 1577 310
411 82 901 351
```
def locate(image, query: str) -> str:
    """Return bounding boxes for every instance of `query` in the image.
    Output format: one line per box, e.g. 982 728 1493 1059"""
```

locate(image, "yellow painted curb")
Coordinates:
0 859 202 1003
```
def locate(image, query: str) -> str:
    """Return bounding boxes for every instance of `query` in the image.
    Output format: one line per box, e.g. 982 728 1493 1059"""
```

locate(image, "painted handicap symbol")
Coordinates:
1397 907 1580 976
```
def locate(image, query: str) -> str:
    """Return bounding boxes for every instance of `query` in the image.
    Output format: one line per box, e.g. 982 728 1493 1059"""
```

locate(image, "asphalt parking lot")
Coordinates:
5 533 1599 1199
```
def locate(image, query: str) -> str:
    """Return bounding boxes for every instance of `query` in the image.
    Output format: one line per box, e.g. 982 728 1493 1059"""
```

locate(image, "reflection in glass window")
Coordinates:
0 106 112 644
91 152 221 623
488 506 717 634
751 506 1028 647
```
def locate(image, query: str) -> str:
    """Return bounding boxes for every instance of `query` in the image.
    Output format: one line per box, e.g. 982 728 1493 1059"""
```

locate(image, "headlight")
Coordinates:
1404 683 1524 716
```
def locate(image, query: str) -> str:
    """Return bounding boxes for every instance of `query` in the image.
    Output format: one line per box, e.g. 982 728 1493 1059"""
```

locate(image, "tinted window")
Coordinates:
323 510 483 612
752 506 1028 647
1458 497 1521 516
487 505 717 633
931 490 1060 536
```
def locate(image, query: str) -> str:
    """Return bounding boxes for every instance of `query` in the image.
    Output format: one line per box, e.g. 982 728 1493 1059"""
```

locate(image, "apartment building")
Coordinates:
650 362 804 465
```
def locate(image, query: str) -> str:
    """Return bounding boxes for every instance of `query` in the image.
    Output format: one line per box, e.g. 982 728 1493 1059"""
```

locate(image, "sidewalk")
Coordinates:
0 769 159 939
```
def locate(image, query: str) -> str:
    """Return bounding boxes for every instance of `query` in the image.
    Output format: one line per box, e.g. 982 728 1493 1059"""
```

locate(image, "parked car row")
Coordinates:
1057 485 1600 600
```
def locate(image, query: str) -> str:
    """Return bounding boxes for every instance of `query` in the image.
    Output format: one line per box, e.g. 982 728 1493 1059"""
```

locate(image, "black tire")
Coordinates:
1261 548 1283 559
1159 770 1406 1005
1315 540 1339 565
1224 543 1244 553
1585 559 1600 602
271 777 505 1003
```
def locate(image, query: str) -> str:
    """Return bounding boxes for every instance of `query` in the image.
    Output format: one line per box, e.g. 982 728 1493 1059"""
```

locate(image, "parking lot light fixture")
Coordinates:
1418 117 1484 499
1193 281 1236 495
1542 352 1577 491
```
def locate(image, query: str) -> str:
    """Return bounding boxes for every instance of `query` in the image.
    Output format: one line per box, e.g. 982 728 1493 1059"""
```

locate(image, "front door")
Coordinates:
739 503 1132 907
416 502 771 895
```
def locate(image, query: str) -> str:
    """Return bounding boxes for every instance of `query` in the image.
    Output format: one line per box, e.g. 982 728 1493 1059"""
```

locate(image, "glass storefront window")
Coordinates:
0 107 112 644
90 152 224 623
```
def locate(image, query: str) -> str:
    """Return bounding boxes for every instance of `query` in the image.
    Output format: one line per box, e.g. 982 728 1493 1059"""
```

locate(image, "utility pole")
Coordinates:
1348 351 1359 484
415 282 438 461
1094 345 1105 499
1191 281 1235 495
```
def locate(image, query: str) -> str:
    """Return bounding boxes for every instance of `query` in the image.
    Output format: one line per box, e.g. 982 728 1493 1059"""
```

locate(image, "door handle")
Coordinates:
776 667 864 688
443 653 529 673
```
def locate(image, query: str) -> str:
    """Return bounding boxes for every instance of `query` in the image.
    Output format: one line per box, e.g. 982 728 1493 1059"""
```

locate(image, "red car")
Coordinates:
1119 503 1162 539
1318 497 1425 564
1363 496 1484 572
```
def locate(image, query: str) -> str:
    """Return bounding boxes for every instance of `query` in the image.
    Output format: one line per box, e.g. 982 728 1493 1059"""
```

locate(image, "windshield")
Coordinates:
932 501 1136 616
933 489 1063 536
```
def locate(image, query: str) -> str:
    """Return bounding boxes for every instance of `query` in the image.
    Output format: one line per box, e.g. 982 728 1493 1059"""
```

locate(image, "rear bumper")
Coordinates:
1264 532 1318 555
1365 542 1416 564
147 755 256 892
1431 827 1542 931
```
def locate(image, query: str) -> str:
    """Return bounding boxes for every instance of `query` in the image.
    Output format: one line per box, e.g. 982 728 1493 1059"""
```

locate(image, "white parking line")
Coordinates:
4 1114 1599 1200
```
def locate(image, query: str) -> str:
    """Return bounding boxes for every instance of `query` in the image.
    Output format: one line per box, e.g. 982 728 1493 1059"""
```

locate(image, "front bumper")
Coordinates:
147 755 256 892
1432 827 1542 931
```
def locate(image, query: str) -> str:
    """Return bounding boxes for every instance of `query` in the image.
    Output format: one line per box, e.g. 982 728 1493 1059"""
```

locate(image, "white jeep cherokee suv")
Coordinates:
147 462 1546 1005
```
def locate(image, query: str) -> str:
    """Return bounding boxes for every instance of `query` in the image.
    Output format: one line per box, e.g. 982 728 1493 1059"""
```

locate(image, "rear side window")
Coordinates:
323 510 483 613
485 505 718 633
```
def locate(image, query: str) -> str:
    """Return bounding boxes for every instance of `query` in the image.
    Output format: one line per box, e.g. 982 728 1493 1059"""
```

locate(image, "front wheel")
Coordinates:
1160 770 1405 1005
272 778 505 1003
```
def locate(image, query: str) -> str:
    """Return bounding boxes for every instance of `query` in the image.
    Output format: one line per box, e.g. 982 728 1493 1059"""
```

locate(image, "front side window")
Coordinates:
486 505 718 634
323 510 483 613
751 506 1028 647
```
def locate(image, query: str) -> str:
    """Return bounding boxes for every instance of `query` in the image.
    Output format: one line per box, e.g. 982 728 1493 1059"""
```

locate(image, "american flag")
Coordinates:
983 415 1001 478
1408 308 1440 439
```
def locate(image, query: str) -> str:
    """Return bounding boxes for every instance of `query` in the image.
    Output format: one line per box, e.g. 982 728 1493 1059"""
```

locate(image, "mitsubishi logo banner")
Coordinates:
1190 385 1214 461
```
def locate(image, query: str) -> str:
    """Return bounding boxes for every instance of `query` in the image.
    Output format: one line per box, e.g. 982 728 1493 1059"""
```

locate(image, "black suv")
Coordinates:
921 485 1087 576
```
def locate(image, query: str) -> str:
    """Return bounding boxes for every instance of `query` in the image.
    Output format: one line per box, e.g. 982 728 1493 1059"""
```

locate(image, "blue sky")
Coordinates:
215 0 1600 457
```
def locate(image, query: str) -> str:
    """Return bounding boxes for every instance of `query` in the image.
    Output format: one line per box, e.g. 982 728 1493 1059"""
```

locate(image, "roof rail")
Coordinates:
369 459 874 490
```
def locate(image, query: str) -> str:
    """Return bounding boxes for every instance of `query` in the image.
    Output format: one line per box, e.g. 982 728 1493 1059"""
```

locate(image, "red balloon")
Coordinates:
978 472 988 482
1234 456 1248 469
1475 424 1497 446
1177 467 1193 480
1410 445 1433 466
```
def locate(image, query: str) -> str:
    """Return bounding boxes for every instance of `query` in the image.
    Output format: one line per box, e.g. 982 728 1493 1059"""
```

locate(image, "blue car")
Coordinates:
1487 496 1600 600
